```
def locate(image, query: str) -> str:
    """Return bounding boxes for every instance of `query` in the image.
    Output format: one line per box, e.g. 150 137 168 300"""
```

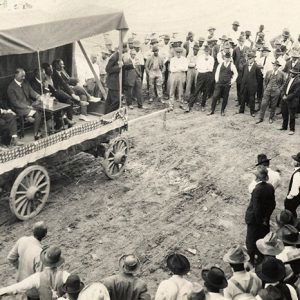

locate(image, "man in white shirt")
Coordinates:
98 48 109 96
284 153 300 217
248 154 281 193
244 31 254 49
169 47 188 109
207 26 216 40
208 52 238 115
185 45 214 112
228 21 241 45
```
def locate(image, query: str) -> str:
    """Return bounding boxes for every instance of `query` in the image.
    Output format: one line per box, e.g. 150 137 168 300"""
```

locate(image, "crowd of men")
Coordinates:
104 22 300 136
0 151 299 299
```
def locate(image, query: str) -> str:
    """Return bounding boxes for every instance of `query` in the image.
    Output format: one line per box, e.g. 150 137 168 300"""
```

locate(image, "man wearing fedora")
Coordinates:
223 245 262 299
155 253 193 300
284 153 300 217
58 274 84 300
7 221 48 299
245 166 276 265
0 246 70 299
238 51 262 117
201 266 228 299
279 67 300 135
103 254 150 300
283 50 300 74
256 60 285 124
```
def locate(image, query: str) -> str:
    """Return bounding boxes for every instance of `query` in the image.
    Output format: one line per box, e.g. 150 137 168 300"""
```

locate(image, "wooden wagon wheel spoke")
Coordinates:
10 165 50 221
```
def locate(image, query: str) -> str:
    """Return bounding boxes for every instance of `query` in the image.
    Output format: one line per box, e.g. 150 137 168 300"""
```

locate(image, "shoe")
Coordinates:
269 119 273 124
34 134 43 141
138 106 143 109
89 96 101 103
277 127 287 131
148 98 153 103
128 105 134 109
64 118 76 127
10 137 23 147
184 107 191 113
289 131 295 135
207 111 214 116
26 116 35 123
79 114 90 121
251 113 256 117
221 111 225 116
256 119 263 124
168 104 174 111
201 107 206 112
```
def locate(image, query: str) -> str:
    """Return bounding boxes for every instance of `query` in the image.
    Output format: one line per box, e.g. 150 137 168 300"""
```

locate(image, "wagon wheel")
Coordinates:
102 137 129 179
9 165 50 221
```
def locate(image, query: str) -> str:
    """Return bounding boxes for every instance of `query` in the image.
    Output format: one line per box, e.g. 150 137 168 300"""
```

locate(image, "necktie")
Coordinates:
263 57 267 66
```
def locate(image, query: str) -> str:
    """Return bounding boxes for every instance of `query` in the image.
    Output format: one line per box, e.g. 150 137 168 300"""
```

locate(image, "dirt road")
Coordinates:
0 95 299 295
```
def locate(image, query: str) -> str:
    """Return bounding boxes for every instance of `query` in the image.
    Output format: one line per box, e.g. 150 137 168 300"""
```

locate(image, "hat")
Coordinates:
204 45 210 52
119 254 140 274
282 28 290 37
164 34 170 40
256 232 284 256
255 154 271 166
245 30 251 35
247 52 256 58
232 21 240 26
276 209 298 228
40 246 65 268
219 35 228 41
277 224 300 245
258 32 265 37
285 248 300 263
223 42 231 49
193 43 200 50
175 47 183 53
261 46 271 52
237 36 245 42
133 40 141 48
290 50 300 58
258 286 283 300
292 152 300 163
187 31 194 38
198 36 205 42
289 67 300 74
128 37 134 43
105 39 112 46
255 257 286 283
274 39 281 45
208 26 216 31
150 38 158 44
62 274 84 294
152 45 159 52
201 267 228 289
166 253 190 275
223 245 250 264
225 52 231 58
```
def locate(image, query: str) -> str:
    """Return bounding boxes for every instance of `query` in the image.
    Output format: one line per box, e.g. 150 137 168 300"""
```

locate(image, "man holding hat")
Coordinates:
248 154 281 193
239 51 262 117
284 153 300 217
103 254 150 300
279 67 300 134
245 166 276 265
256 60 285 124
155 252 193 299
270 28 294 52
223 245 262 299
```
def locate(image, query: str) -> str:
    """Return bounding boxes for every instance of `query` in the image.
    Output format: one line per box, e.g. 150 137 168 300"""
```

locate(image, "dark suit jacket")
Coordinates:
241 62 262 94
123 58 142 87
245 182 275 225
264 70 285 92
52 70 73 96
30 77 45 95
281 75 300 107
183 41 192 57
282 59 300 74
7 80 39 116
233 46 249 72
106 52 122 91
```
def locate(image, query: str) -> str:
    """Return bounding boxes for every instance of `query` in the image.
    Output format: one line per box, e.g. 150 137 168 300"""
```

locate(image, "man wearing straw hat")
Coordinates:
103 254 150 300
223 245 262 299
256 232 284 259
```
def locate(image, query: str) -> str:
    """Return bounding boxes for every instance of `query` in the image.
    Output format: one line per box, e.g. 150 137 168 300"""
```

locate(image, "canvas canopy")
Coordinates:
0 0 128 56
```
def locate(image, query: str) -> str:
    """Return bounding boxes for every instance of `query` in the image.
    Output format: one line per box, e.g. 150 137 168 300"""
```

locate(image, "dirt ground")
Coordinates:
0 86 299 296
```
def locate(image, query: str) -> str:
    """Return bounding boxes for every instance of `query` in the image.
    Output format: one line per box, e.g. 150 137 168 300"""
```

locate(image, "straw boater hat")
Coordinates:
62 274 84 294
223 245 250 264
40 246 65 268
219 35 228 41
276 209 298 228
292 152 300 163
201 267 228 289
284 248 300 264
232 21 240 26
256 232 284 256
255 257 286 283
119 254 140 275
166 253 190 275
277 224 300 245
255 154 271 166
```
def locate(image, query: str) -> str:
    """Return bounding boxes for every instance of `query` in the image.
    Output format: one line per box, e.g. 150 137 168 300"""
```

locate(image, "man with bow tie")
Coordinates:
279 67 300 135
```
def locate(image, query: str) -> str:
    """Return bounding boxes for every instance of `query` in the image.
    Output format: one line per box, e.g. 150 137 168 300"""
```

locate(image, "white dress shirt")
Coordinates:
196 54 214 73
214 61 238 84
217 50 233 64
286 77 296 94
169 56 188 73
287 167 300 199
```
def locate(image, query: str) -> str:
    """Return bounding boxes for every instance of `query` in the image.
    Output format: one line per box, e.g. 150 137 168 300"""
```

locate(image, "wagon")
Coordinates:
0 0 129 220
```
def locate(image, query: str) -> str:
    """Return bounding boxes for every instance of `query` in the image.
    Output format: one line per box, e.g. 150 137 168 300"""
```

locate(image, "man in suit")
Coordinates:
124 49 143 109
279 67 300 135
256 60 285 124
233 36 249 105
283 50 300 74
239 52 262 117
245 166 276 265
7 68 43 140
183 31 195 57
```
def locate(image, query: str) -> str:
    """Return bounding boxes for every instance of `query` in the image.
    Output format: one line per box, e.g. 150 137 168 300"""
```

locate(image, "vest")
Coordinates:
219 62 233 84
288 168 300 198
231 276 254 294
39 269 64 300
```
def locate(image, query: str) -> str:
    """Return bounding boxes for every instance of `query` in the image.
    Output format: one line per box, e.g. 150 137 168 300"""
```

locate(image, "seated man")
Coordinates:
7 68 43 140
31 67 75 128
52 59 90 121
0 108 22 146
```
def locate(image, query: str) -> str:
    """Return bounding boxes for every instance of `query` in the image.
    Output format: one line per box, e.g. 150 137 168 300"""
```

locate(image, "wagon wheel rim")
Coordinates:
10 165 50 221
103 138 128 179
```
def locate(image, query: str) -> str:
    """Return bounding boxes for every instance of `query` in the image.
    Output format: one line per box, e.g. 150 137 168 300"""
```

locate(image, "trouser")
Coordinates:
104 89 120 114
284 196 300 218
100 74 108 94
163 61 170 94
84 78 100 97
125 78 143 107
257 76 264 102
169 72 185 105
259 92 280 120
0 113 17 136
236 81 242 104
31 111 42 136
72 85 90 101
149 73 163 99
246 223 270 265
188 72 211 108
281 100 296 131
185 68 197 99
141 64 145 83
239 88 256 114
211 83 231 113
53 90 74 120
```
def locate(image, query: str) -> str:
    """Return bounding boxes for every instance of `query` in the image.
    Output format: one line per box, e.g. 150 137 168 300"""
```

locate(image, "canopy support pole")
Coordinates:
118 30 123 109
37 50 48 137
77 40 107 99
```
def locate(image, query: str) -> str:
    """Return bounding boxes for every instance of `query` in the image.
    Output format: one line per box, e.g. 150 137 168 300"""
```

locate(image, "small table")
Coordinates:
35 101 71 134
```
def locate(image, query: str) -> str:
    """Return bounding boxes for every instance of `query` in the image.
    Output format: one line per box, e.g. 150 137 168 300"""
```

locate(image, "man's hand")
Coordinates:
283 95 287 100
118 61 123 68
72 94 80 101
6 109 16 115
